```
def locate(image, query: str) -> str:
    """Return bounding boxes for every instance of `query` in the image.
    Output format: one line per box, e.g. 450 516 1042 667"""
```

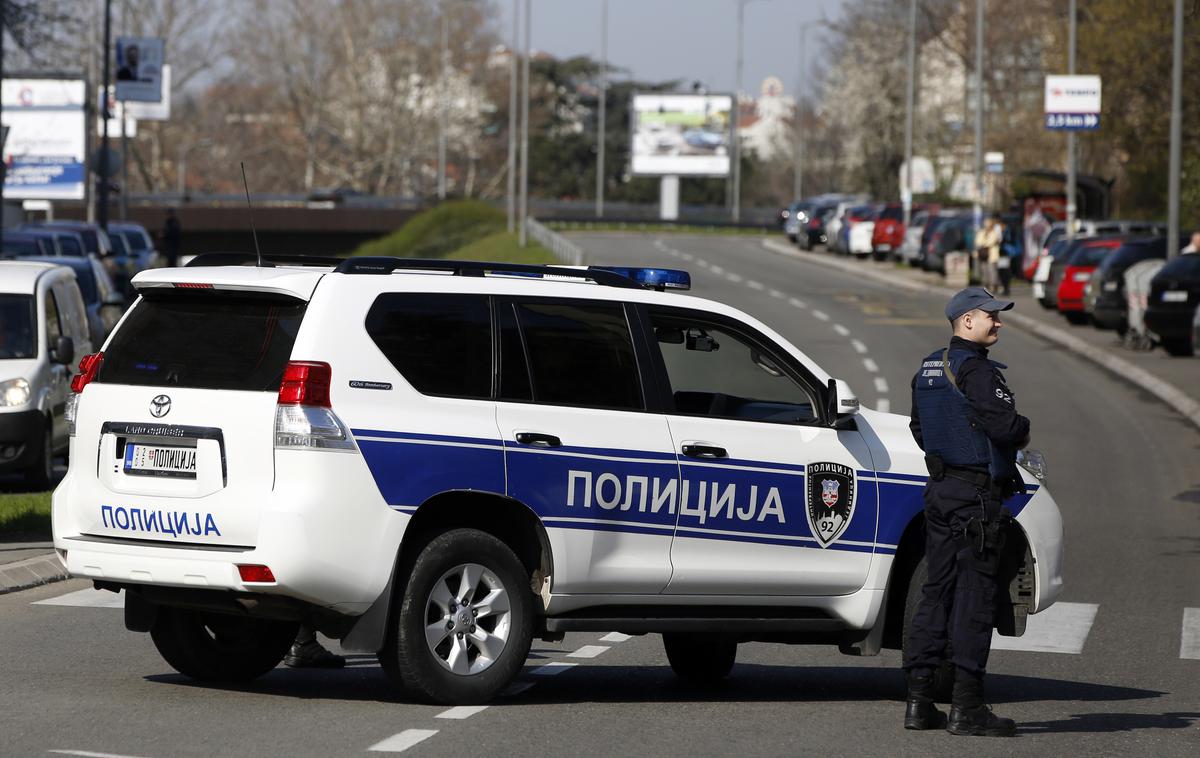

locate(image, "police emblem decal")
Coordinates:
806 462 856 548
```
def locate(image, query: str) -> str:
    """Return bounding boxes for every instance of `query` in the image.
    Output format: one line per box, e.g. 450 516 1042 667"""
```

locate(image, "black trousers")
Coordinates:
903 476 1000 678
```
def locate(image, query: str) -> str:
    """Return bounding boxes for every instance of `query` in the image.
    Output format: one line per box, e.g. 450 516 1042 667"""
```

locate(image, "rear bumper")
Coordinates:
1145 309 1192 339
0 410 43 472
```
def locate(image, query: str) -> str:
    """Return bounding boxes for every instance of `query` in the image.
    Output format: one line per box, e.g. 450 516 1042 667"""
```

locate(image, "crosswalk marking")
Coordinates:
34 588 125 609
567 645 609 659
991 602 1099 655
1181 608 1200 660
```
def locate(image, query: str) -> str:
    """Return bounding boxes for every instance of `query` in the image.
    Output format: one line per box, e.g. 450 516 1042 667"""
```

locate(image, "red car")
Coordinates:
1055 237 1123 323
870 203 906 261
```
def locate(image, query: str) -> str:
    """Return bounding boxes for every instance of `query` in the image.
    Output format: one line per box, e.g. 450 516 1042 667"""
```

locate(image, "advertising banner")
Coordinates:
115 36 166 103
1 78 87 200
631 93 732 177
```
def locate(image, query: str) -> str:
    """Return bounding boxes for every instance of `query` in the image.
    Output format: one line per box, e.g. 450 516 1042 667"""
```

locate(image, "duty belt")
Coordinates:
943 466 991 488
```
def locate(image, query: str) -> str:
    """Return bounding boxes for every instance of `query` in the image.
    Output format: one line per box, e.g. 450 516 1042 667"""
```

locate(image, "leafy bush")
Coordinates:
352 200 505 259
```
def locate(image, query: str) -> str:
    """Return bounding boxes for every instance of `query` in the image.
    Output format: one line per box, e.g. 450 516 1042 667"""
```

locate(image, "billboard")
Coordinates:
1044 75 1101 131
631 93 732 177
1 78 87 200
115 36 166 103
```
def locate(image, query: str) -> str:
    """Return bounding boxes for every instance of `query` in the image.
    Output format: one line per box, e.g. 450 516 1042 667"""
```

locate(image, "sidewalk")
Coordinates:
0 540 69 595
762 238 1200 434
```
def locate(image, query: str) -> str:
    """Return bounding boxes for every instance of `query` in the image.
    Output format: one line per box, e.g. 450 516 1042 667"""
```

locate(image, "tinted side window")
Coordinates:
497 303 532 402
648 310 818 424
514 300 642 410
43 290 62 345
366 294 492 399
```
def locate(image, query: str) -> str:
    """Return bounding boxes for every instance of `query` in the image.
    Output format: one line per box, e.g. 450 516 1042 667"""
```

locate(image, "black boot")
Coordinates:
904 671 947 730
947 671 1015 736
284 634 346 669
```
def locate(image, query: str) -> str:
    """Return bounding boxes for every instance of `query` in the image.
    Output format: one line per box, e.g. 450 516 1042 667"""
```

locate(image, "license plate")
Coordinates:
123 443 197 478
876 244 892 252
1162 290 1189 302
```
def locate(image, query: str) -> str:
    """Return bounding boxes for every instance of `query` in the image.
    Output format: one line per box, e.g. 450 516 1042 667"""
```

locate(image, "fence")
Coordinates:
526 217 584 265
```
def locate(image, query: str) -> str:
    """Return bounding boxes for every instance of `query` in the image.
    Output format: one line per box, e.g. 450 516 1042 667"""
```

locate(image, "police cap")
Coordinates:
945 287 1014 322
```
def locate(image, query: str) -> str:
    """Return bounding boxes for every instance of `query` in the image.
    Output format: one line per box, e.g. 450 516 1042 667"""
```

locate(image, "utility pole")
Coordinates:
1065 0 1077 241
518 0 531 246
595 0 608 219
437 4 448 200
119 0 129 221
506 0 518 232
793 24 805 201
1166 0 1183 259
732 0 745 223
972 0 983 229
902 0 916 230
99 0 112 231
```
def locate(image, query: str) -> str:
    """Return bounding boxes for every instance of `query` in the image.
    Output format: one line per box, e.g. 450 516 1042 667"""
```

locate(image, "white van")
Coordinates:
0 262 93 488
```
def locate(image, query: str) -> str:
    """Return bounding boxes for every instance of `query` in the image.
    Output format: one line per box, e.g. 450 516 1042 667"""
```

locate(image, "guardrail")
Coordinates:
526 217 584 265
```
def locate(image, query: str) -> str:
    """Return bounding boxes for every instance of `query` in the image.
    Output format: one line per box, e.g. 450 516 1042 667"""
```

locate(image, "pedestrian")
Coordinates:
975 214 1003 291
284 625 346 669
162 208 182 268
1182 230 1200 255
902 287 1030 738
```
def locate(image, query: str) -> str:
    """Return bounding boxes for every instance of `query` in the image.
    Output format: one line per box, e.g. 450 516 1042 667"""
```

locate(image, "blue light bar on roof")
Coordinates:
588 266 691 291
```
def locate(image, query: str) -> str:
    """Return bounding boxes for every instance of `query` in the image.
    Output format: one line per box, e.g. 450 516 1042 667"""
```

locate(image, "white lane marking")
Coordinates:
531 662 577 676
990 602 1099 654
696 259 710 268
862 358 879 372
501 681 536 697
710 265 725 275
601 632 632 643
788 297 807 309
680 252 694 262
436 705 489 720
877 399 892 413
48 751 153 758
726 272 743 283
567 645 610 659
874 377 889 393
747 280 765 290
667 248 680 257
34 589 125 609
769 289 785 299
812 310 830 321
832 324 850 337
368 729 440 753
1182 608 1200 660
851 339 868 354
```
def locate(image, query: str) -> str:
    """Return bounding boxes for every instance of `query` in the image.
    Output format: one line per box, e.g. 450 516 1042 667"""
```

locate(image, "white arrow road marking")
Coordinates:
1182 608 1200 660
367 730 439 753
990 602 1099 654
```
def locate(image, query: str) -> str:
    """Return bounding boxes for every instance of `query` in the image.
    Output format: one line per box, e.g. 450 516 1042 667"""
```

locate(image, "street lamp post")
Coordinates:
518 0 531 246
595 0 608 219
437 4 449 200
732 0 745 223
506 0 518 232
1066 0 1077 242
972 0 984 229
902 0 916 230
793 24 806 201
1167 0 1182 259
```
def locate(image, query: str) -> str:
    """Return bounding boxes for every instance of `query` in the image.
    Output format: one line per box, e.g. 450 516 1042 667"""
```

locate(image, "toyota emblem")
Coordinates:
150 394 172 418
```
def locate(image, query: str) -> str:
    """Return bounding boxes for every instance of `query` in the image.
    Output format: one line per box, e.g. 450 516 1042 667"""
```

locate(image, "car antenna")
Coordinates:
240 161 268 267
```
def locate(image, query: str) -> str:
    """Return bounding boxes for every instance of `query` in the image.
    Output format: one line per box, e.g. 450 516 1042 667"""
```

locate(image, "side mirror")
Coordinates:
52 335 75 366
826 378 860 422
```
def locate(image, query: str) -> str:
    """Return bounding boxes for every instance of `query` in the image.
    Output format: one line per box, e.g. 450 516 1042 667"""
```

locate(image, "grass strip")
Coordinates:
0 491 52 538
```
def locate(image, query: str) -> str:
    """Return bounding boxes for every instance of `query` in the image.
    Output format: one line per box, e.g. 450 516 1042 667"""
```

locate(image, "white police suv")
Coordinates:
52 255 1064 704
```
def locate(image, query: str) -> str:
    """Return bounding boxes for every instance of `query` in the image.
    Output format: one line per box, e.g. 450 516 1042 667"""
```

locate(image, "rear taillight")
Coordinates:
275 360 355 451
237 564 277 583
71 352 103 394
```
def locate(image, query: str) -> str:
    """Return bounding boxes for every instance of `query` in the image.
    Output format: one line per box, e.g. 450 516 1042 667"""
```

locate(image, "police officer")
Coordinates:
902 287 1030 737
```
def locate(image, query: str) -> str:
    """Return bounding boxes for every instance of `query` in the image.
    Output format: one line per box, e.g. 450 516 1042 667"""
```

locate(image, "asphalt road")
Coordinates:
2 233 1198 757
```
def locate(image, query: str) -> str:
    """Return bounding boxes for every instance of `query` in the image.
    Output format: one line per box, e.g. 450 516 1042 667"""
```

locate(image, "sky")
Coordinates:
494 0 847 99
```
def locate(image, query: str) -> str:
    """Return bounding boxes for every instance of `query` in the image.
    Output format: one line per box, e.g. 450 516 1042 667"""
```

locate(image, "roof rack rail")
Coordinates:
333 257 642 289
185 253 347 268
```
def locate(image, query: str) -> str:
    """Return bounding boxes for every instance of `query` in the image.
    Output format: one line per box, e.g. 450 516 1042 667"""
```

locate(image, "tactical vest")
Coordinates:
914 347 1017 482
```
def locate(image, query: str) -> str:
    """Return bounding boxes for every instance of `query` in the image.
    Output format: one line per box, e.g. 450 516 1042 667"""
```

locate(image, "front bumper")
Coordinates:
1014 481 1065 613
0 409 43 472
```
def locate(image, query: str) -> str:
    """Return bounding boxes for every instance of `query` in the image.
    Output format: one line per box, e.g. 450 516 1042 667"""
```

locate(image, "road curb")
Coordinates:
761 238 1200 434
0 553 69 595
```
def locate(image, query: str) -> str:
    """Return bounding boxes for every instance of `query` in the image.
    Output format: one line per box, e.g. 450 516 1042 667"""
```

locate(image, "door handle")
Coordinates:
515 432 561 448
681 444 727 459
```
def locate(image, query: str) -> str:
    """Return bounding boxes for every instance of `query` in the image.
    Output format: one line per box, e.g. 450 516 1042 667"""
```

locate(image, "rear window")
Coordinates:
0 294 36 360
59 237 84 256
1102 240 1165 274
97 290 306 390
1068 240 1121 267
2 239 41 256
1157 254 1200 279
879 206 903 221
122 230 149 251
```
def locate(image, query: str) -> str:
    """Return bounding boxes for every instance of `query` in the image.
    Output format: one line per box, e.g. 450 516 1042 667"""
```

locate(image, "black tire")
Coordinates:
149 607 298 682
662 633 737 683
381 528 534 705
901 556 955 703
1063 311 1089 325
1162 338 1195 357
24 418 53 492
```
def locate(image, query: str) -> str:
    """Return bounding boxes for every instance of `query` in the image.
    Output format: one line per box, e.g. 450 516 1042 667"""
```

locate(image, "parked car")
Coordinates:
24 220 114 258
869 203 905 261
109 221 160 272
1086 236 1176 333
922 214 975 273
798 203 838 251
898 209 930 265
9 255 126 347
1054 237 1125 324
826 199 870 255
1 232 55 257
781 201 809 241
1145 253 1200 356
846 205 879 258
0 261 93 489
1026 219 1165 281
